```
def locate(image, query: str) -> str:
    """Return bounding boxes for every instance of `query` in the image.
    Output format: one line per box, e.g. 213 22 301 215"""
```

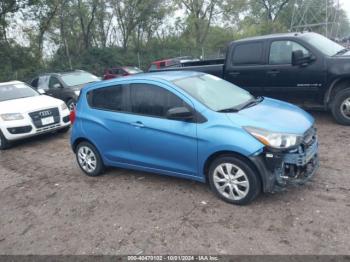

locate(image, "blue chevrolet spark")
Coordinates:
70 71 319 205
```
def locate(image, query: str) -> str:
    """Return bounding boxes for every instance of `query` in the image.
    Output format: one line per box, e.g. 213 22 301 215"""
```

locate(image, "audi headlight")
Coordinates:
61 103 68 111
74 90 80 96
0 113 24 121
244 126 302 149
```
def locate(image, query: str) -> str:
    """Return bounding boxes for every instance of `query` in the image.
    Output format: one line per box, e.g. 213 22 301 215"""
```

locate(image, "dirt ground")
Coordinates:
0 111 349 255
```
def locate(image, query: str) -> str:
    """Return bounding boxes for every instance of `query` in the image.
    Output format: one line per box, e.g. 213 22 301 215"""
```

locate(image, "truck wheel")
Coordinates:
0 131 11 150
331 88 350 125
75 141 105 176
208 155 261 205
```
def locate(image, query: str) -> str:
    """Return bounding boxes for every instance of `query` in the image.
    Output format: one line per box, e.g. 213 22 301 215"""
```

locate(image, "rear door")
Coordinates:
86 84 132 163
225 41 267 96
125 82 198 177
264 39 325 104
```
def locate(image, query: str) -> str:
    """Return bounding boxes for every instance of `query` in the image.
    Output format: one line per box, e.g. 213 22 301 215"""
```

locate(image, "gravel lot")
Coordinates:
0 112 349 255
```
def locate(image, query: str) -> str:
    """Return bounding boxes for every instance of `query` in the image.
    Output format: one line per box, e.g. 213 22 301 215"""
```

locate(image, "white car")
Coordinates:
0 81 71 149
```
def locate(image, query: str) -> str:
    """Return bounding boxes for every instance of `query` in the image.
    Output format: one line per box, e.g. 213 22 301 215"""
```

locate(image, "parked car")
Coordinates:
31 70 100 111
103 66 143 80
0 81 70 149
70 71 319 205
148 56 199 71
152 32 350 125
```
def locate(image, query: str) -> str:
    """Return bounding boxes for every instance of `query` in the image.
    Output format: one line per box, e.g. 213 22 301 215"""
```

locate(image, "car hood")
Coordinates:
0 95 64 114
225 97 314 135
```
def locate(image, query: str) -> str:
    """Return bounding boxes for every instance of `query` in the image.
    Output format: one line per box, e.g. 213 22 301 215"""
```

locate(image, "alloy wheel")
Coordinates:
77 146 97 173
340 97 350 120
213 163 250 201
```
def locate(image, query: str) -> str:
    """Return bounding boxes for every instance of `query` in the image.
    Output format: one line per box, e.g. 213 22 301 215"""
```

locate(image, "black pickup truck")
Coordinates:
152 32 350 125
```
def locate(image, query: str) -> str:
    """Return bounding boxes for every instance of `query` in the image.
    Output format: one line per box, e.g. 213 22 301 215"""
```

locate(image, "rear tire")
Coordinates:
0 131 11 150
331 88 350 125
208 155 261 205
75 141 105 176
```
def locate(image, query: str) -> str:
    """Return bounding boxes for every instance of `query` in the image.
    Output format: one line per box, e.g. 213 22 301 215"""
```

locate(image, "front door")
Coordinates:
264 40 326 105
126 82 198 178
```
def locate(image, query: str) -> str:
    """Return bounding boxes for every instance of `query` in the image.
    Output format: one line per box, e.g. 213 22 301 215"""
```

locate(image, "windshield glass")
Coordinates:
61 71 100 87
173 74 253 111
0 82 39 102
302 33 345 56
123 67 143 74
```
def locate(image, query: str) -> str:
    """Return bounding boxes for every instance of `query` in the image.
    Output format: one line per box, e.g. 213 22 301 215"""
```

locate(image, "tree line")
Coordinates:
0 0 349 82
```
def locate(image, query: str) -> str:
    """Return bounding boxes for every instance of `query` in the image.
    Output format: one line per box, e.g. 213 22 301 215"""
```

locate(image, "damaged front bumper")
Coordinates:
249 127 319 193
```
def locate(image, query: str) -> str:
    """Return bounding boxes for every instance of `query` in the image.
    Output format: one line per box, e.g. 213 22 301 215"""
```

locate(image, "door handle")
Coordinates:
130 121 144 128
229 71 240 76
267 70 280 75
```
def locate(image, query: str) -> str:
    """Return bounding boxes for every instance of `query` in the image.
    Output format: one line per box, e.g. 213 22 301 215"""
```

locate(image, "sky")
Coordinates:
340 0 350 20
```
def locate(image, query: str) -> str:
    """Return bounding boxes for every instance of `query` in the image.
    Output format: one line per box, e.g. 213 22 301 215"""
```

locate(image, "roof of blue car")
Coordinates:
84 70 203 90
136 70 202 81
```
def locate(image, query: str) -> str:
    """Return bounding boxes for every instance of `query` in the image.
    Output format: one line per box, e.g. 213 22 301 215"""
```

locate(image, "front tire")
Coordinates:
331 88 350 125
67 99 76 112
208 156 261 205
0 131 11 150
75 141 105 176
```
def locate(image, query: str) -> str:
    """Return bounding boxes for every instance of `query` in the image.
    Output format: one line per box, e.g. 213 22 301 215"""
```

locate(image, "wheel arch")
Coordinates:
203 150 263 189
324 77 350 106
72 137 98 153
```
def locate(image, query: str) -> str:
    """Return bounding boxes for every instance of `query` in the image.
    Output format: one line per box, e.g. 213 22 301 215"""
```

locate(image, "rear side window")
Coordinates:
232 42 264 65
130 83 186 118
37 76 50 90
88 85 127 112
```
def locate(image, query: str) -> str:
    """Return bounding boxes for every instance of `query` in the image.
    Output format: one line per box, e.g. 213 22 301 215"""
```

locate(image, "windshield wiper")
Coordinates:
333 48 349 56
217 107 239 113
238 96 264 111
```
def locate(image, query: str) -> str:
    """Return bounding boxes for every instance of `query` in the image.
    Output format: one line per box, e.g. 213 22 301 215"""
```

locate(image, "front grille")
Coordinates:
28 108 60 128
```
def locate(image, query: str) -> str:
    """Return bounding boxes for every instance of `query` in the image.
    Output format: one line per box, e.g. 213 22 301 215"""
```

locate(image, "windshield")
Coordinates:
123 67 143 74
0 82 39 102
61 72 100 87
173 74 253 111
302 33 345 56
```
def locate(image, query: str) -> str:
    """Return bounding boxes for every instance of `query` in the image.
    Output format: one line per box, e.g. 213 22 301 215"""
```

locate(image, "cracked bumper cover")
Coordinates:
249 137 319 193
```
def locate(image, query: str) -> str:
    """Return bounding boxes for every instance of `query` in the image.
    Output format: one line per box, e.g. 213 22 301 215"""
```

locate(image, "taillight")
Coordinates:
69 109 76 124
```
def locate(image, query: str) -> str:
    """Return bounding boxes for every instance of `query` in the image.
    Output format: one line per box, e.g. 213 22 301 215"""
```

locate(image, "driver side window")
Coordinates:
49 76 61 89
269 41 310 65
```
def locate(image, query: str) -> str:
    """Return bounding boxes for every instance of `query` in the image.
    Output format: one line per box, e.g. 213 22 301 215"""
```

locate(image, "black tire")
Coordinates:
75 141 105 176
0 131 11 150
58 126 70 133
331 87 350 125
66 99 76 111
208 155 261 205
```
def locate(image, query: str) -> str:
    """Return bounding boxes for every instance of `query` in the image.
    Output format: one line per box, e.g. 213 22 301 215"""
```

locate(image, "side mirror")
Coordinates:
166 107 193 120
292 50 315 66
53 83 62 89
38 88 46 94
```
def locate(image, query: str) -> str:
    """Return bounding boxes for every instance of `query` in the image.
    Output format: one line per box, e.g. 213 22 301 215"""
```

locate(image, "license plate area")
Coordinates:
41 116 54 126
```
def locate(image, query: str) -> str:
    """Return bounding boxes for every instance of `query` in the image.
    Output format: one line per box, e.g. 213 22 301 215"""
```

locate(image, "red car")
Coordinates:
103 66 143 80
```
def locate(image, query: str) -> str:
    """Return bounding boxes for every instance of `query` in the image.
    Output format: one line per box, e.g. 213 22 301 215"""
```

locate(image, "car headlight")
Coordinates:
0 113 24 121
61 103 68 111
244 126 302 149
74 90 80 96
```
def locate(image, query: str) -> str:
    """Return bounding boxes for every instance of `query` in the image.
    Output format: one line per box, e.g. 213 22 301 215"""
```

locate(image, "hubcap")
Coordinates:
213 163 249 201
77 146 97 173
340 97 350 120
